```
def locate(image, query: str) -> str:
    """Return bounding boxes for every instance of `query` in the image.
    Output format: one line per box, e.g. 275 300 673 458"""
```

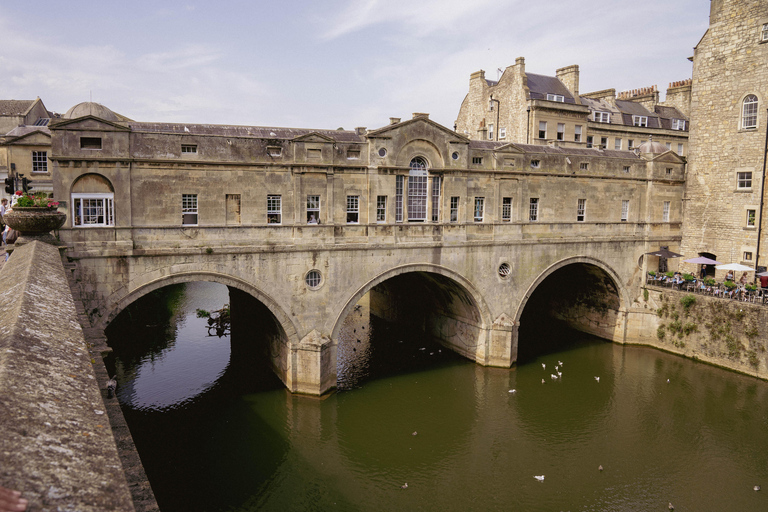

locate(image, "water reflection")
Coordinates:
106 283 768 512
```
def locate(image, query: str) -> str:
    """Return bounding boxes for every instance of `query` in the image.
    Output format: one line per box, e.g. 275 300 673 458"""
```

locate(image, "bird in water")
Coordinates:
755 485 761 491
558 360 563 366
401 483 408 489
534 475 545 482
541 379 545 384
106 376 117 398
594 376 600 383
541 363 546 369
412 431 417 436
669 503 674 510
509 389 516 393
598 465 603 471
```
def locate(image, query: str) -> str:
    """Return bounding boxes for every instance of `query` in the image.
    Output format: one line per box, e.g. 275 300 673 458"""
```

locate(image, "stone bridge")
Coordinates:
49 106 686 395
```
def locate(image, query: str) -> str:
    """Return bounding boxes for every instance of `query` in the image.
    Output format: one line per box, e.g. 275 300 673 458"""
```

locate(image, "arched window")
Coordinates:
71 173 115 227
408 157 428 222
742 95 758 129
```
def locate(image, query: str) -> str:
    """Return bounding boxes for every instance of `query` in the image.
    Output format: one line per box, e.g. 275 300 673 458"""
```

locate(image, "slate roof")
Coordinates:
127 123 365 143
4 125 51 138
526 73 577 104
469 139 642 159
0 100 35 116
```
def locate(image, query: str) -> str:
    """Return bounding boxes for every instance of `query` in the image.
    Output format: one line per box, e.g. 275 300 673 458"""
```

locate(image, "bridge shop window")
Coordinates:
473 197 485 223
267 195 282 224
80 136 102 150
307 195 320 224
408 157 428 222
72 193 114 227
742 95 758 129
576 198 586 222
346 195 359 223
376 196 387 222
586 136 593 148
502 197 512 222
182 194 198 225
181 144 197 154
529 198 539 222
450 196 459 223
32 151 47 173
621 200 629 222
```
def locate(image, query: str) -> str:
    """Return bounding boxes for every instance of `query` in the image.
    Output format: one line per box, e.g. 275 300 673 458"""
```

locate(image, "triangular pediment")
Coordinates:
49 115 130 132
494 142 525 154
368 116 469 145
292 132 336 143
648 150 686 164
4 130 51 145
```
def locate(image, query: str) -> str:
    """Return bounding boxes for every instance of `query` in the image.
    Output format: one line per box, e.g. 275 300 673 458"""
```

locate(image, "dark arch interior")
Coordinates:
337 271 482 390
517 263 619 362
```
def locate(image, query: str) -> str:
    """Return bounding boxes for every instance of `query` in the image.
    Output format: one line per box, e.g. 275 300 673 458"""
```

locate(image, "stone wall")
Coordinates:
681 0 768 274
0 241 135 511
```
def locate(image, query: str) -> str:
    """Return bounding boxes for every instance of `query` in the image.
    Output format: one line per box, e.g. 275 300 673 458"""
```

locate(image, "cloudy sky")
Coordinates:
1 1 709 131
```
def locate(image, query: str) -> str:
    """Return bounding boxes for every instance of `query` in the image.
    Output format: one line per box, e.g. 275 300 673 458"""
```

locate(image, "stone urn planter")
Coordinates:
4 207 67 242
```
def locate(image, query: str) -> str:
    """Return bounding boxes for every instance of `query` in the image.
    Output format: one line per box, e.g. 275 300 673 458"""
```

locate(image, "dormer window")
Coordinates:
593 111 610 123
181 144 197 154
632 115 648 127
547 94 564 102
671 119 686 130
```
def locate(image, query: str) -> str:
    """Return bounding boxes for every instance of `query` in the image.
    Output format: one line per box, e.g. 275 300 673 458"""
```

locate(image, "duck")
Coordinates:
106 376 117 398
401 483 408 489
598 465 603 471
755 485 761 491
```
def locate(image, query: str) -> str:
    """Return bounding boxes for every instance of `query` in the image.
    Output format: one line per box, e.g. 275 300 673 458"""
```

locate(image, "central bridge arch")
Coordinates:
330 263 494 367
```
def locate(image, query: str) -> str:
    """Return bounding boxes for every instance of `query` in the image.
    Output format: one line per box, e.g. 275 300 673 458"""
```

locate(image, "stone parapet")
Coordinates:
0 241 135 511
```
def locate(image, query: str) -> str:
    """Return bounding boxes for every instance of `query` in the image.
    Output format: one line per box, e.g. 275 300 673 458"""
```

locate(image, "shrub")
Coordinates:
657 325 666 340
682 273 695 282
680 294 696 311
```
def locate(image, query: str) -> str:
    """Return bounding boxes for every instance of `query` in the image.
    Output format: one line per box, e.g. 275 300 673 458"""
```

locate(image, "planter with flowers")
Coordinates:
4 191 66 241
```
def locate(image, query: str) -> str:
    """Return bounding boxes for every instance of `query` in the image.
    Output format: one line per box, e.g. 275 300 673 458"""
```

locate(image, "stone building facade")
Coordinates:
0 98 55 195
680 0 768 276
454 58 691 156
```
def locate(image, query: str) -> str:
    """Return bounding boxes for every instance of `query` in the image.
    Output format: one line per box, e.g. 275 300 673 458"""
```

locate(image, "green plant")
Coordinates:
724 280 737 289
643 288 649 302
682 273 695 282
657 325 666 340
704 277 716 286
205 247 214 254
648 271 657 277
680 294 696 311
13 191 59 208
665 271 674 278
745 284 757 292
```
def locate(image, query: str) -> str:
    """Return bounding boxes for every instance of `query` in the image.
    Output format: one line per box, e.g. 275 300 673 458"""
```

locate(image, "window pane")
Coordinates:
347 195 359 223
474 197 484 222
267 195 281 224
529 198 539 221
450 196 459 223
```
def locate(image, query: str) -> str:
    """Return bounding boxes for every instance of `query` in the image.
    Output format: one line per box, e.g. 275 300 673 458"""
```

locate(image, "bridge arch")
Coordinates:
330 263 493 362
99 271 300 348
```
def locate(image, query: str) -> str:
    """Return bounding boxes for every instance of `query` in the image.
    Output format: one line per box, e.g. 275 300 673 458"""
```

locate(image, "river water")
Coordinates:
105 282 768 511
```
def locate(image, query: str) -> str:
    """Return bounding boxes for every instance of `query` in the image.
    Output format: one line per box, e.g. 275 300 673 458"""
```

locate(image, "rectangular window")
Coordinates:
580 162 589 170
376 195 387 222
307 148 321 159
666 142 672 150
267 146 282 157
488 124 494 140
672 119 686 130
663 201 670 222
226 194 241 225
762 23 768 42
632 115 648 127
745 251 754 261
538 121 547 139
574 125 582 142
80 137 102 150
586 136 593 148
600 137 608 149
347 149 360 160
267 195 282 224
529 198 539 222
307 195 320 223
530 159 541 168
738 171 753 189
577 198 586 222
621 200 629 222
450 196 459 223
502 197 512 222
474 197 485 222
72 193 114 227
628 140 634 150
431 177 441 222
623 166 631 173
614 138 622 150
472 156 483 165
346 195 359 223
593 111 610 123
395 175 404 222
499 127 506 139
747 209 756 227
677 143 684 156
408 173 428 222
182 194 198 225
32 151 47 173
181 144 197 154
547 94 564 102
556 123 564 141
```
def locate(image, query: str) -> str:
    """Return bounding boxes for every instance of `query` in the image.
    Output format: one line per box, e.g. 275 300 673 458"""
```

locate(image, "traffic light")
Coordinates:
4 177 13 195
21 177 31 193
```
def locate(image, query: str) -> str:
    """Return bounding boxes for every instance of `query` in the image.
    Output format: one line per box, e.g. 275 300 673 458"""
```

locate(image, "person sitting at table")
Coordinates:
725 270 735 282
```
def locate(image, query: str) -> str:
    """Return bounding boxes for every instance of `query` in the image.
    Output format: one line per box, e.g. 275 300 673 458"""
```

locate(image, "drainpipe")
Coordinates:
526 106 531 144
490 97 500 141
753 108 768 281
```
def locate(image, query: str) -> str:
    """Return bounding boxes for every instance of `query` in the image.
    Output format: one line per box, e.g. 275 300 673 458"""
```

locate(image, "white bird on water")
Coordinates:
534 475 545 482
551 374 558 380
541 363 546 369
594 376 600 382
558 360 563 366
508 389 516 393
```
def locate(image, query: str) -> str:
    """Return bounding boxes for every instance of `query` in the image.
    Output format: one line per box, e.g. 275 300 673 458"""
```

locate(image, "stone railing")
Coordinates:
0 241 135 511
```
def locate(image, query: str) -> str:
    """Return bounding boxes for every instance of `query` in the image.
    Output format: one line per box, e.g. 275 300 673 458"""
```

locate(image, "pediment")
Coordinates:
292 132 336 143
49 115 130 132
494 142 525 154
368 116 469 145
649 150 686 164
5 130 51 145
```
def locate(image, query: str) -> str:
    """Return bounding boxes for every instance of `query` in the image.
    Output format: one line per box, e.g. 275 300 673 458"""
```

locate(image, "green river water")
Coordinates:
105 282 768 511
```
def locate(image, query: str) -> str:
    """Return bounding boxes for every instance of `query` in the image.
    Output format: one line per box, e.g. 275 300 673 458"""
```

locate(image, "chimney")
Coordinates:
412 112 429 120
355 127 367 135
556 65 580 100
389 117 401 125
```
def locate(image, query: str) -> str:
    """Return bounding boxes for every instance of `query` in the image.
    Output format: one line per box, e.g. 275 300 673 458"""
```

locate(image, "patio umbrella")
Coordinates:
645 248 684 258
758 271 768 277
715 263 755 272
683 256 721 265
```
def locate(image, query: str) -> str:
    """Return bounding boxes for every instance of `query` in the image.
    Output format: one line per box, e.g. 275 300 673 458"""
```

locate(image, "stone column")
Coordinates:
485 313 517 367
290 330 336 395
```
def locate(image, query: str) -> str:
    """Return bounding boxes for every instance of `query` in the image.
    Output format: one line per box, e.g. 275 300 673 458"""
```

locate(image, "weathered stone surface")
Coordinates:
0 241 135 511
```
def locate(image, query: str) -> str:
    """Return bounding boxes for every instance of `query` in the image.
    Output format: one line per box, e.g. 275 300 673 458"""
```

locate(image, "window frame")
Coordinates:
395 175 404 223
672 119 686 130
574 125 582 142
621 199 629 222
306 195 320 224
376 195 387 223
747 209 757 227
662 201 670 222
488 123 494 140
181 144 198 154
576 198 586 222
72 192 115 228
737 171 753 190
762 23 768 42
529 198 539 222
182 193 198 226
556 123 564 141
593 111 610 123
267 194 282 224
80 136 102 150
547 93 564 102
408 157 428 222
32 151 47 173
538 121 547 139
450 196 459 223
346 195 360 224
499 127 506 140
501 197 512 222
473 197 485 223
632 115 648 127
614 138 622 150
431 177 441 222
742 95 758 129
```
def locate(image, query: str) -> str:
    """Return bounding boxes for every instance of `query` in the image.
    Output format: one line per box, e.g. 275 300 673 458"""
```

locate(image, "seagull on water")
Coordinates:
401 483 408 489
534 475 545 482
508 389 516 393
542 363 546 369
594 376 600 382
